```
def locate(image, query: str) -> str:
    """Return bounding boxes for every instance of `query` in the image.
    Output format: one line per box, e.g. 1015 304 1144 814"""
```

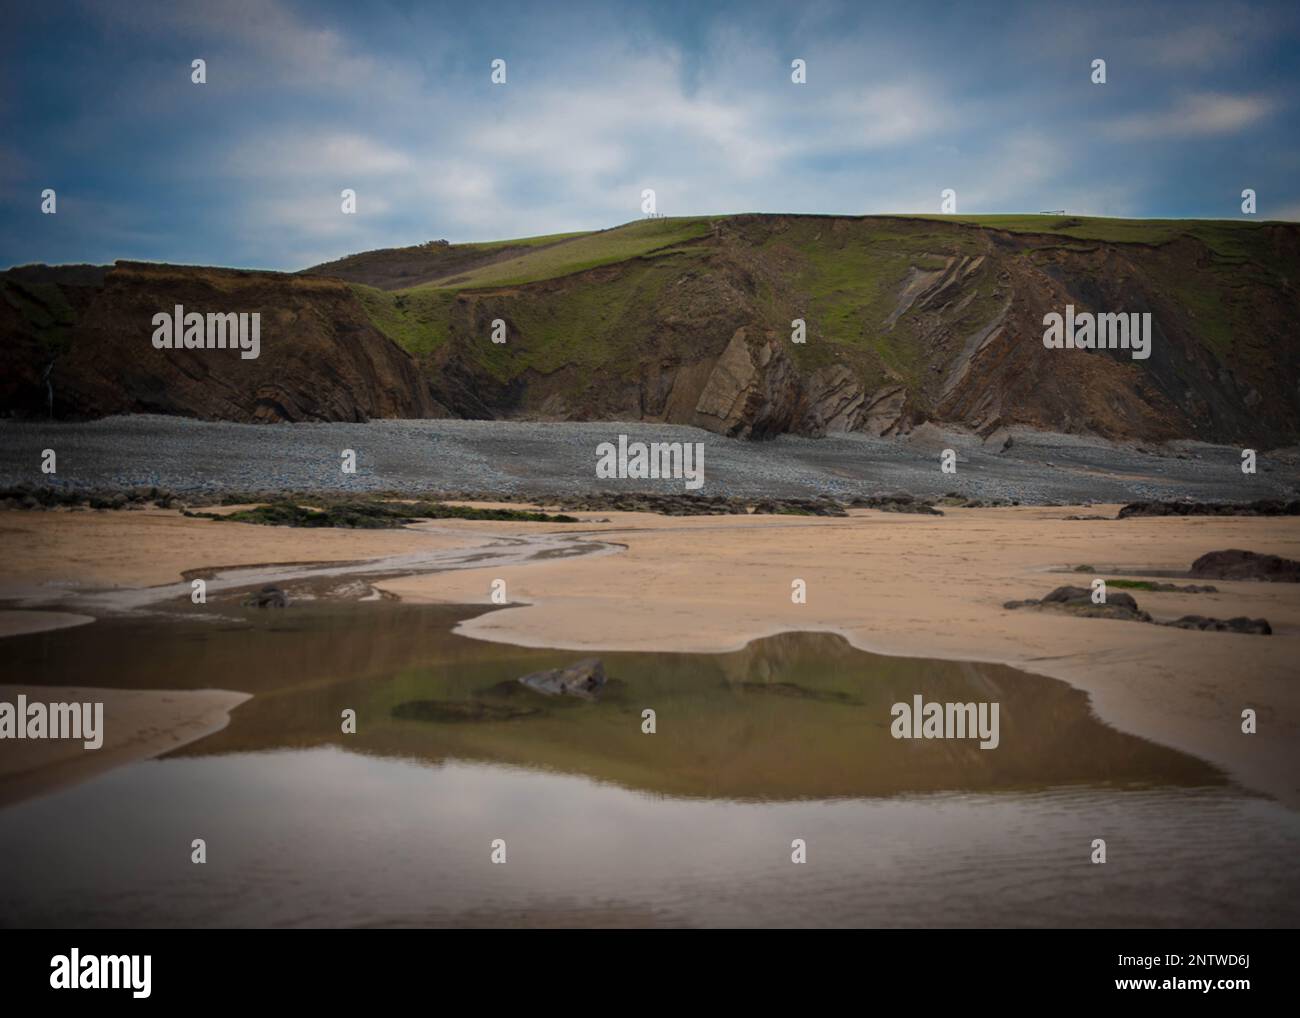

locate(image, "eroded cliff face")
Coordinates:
5 214 1298 447
411 215 1298 446
0 262 442 422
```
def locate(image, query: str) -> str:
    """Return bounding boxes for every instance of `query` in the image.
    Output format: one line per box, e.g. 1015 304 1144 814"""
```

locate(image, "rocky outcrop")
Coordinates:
1004 585 1151 621
691 328 797 438
1118 500 1300 518
7 214 1299 447
1005 584 1271 634
1189 549 1300 582
1 263 443 422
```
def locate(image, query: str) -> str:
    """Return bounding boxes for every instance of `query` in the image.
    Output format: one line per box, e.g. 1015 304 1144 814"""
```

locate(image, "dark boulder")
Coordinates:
1189 550 1300 583
1003 585 1150 621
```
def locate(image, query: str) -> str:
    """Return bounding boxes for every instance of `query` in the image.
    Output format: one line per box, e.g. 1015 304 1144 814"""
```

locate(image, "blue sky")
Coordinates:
3 0 1298 270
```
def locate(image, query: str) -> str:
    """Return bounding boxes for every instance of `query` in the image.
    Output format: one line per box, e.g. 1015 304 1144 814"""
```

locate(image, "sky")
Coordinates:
2 0 1298 270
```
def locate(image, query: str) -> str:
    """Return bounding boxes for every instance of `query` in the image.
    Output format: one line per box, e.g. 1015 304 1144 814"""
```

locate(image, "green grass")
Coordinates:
351 285 455 357
400 217 714 291
463 250 696 384
352 235 709 385
754 217 992 389
460 230 593 251
342 210 1295 409
901 213 1276 259
899 214 1288 359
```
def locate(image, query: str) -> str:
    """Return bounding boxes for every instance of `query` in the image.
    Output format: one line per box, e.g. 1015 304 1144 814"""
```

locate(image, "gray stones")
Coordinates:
518 658 607 700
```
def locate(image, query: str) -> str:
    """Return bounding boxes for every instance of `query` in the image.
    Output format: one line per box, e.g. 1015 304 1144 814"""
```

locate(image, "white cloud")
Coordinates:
1107 92 1279 139
226 132 414 178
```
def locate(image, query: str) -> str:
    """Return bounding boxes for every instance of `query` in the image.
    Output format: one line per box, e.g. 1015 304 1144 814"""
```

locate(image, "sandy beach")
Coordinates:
398 507 1299 808
1 504 1298 809
0 684 250 807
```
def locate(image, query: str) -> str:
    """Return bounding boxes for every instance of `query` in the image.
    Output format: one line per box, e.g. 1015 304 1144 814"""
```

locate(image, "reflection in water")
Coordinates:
1 598 1297 927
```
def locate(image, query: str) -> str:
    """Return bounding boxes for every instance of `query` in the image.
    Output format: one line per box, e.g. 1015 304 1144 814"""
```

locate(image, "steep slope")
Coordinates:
353 214 1300 446
0 262 441 422
3 214 1297 447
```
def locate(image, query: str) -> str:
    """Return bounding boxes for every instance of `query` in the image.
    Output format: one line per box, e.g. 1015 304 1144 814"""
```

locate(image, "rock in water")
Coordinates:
518 658 607 700
243 585 289 608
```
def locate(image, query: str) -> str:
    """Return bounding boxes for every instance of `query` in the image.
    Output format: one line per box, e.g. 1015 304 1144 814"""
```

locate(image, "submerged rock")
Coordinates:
392 700 540 722
518 658 607 700
243 585 289 608
732 681 857 704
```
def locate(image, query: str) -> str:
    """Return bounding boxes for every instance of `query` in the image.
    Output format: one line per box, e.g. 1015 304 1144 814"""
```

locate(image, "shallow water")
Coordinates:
1 597 1297 928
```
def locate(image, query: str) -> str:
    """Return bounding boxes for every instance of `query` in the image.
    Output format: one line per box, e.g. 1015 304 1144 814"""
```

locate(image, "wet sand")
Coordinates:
0 684 250 807
379 505 1300 808
4 608 1295 928
1 504 1298 808
0 506 471 597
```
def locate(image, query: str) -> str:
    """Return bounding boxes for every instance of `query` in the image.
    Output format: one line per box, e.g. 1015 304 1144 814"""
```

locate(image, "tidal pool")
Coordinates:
1 597 1297 927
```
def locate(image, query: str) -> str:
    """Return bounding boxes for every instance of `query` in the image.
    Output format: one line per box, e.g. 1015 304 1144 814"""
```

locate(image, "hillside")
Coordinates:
0 262 439 422
4 214 1299 446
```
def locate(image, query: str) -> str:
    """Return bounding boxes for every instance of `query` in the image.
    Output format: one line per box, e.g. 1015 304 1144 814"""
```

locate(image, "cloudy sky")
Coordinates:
3 0 1298 270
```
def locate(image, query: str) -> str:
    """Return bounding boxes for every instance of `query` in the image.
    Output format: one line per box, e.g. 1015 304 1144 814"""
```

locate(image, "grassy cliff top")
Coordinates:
318 212 1286 295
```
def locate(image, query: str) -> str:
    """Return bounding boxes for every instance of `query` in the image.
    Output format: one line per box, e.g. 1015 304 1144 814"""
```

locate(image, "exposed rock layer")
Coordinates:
1 263 442 422
5 214 1298 447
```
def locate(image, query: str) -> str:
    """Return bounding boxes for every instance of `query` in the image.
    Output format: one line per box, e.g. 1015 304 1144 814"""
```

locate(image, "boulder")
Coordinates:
518 658 607 700
1004 585 1150 622
1189 549 1300 583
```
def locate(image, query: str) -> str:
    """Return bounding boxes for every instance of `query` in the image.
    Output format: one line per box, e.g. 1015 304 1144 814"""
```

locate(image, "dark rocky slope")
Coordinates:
0 262 442 422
